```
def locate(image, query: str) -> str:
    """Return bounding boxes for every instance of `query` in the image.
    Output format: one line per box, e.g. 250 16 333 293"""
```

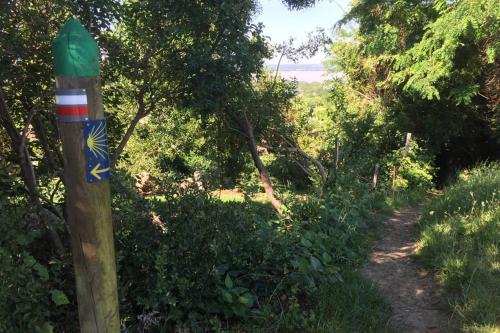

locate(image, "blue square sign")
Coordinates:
83 119 111 183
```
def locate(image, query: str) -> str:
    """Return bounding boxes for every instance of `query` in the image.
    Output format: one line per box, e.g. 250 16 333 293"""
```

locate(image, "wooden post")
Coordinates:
53 19 120 332
372 163 379 191
403 132 412 157
335 136 340 170
391 164 397 192
392 132 412 192
333 135 340 185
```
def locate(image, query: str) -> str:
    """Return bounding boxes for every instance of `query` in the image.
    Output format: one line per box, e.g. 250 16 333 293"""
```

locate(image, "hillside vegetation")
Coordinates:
418 163 500 332
0 0 498 331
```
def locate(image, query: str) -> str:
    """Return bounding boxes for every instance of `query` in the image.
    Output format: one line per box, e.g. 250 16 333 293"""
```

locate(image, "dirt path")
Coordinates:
362 208 456 333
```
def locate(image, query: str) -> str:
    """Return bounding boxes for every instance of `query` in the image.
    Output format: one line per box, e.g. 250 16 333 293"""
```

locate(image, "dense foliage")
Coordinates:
329 0 500 183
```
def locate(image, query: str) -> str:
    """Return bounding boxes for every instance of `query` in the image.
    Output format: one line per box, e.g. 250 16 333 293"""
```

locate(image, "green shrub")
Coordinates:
114 184 294 331
0 166 398 332
264 155 312 191
384 139 435 190
113 173 390 331
0 179 76 332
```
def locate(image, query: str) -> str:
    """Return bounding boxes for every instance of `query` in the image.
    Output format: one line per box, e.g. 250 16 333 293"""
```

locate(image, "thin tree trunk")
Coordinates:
33 115 59 172
0 91 37 195
241 113 282 211
0 89 65 255
111 53 152 165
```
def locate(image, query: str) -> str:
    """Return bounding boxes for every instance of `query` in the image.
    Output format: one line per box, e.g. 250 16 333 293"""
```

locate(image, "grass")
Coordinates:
148 190 270 204
213 191 245 203
310 270 391 333
247 270 391 333
210 190 271 204
416 163 500 333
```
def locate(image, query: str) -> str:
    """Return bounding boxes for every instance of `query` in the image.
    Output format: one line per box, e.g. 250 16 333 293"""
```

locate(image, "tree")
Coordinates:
104 0 304 210
329 0 500 181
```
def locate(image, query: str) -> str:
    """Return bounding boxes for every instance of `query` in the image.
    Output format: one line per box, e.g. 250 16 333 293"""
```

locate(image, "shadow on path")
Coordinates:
362 208 456 333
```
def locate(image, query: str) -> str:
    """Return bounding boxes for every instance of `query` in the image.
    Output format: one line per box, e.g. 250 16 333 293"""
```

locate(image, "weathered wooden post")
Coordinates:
392 132 412 192
372 163 380 191
333 135 340 186
53 18 120 332
403 132 412 157
335 136 340 170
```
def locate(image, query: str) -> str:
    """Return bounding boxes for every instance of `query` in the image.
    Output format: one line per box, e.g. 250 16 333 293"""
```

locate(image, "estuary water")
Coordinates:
265 64 333 82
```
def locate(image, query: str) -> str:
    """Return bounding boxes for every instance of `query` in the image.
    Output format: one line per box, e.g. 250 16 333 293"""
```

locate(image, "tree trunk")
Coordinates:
0 89 65 255
32 115 60 172
240 113 282 211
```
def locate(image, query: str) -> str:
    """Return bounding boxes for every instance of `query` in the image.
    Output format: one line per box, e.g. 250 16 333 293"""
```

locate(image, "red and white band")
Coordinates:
55 89 89 122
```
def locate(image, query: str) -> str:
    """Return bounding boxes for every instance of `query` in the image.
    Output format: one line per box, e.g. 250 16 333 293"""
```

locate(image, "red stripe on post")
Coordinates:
57 105 89 116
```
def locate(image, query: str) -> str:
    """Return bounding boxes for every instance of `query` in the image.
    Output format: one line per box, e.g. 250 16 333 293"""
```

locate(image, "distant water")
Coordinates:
265 64 332 82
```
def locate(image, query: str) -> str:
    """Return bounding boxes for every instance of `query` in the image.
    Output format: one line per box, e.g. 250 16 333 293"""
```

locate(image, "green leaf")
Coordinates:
238 293 254 307
224 274 233 289
232 304 247 317
50 289 69 306
34 322 53 333
232 286 248 294
322 252 332 264
300 237 313 247
23 255 36 267
310 255 324 272
222 290 233 303
15 234 31 246
486 47 496 64
34 263 49 282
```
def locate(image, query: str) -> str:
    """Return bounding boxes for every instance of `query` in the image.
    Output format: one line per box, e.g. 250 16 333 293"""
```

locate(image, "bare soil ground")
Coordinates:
362 208 456 333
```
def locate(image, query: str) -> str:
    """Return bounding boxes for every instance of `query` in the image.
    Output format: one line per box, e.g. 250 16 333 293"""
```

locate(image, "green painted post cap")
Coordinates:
53 18 100 77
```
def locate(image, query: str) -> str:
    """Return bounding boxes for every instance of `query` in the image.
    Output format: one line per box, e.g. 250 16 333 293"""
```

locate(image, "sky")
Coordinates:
254 0 350 65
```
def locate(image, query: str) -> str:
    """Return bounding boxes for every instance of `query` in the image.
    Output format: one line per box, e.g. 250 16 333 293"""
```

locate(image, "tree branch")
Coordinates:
274 133 328 185
111 51 153 165
0 88 65 255
19 104 41 151
292 159 314 177
111 105 147 165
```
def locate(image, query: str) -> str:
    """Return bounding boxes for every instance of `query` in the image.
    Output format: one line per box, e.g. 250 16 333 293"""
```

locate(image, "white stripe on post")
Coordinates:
55 94 88 105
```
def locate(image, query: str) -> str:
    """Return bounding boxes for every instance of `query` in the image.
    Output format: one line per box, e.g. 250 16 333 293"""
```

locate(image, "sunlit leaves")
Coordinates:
393 0 500 103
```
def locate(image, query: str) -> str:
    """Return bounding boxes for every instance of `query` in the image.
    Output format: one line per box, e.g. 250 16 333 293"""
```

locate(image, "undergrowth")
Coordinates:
0 168 422 332
417 163 500 333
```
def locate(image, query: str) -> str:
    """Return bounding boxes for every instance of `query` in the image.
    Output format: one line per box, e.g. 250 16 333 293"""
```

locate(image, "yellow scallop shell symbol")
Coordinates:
86 122 107 159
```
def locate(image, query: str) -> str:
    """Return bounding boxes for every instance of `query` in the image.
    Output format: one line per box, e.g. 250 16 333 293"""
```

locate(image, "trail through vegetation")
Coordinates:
363 208 455 333
1 0 499 331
